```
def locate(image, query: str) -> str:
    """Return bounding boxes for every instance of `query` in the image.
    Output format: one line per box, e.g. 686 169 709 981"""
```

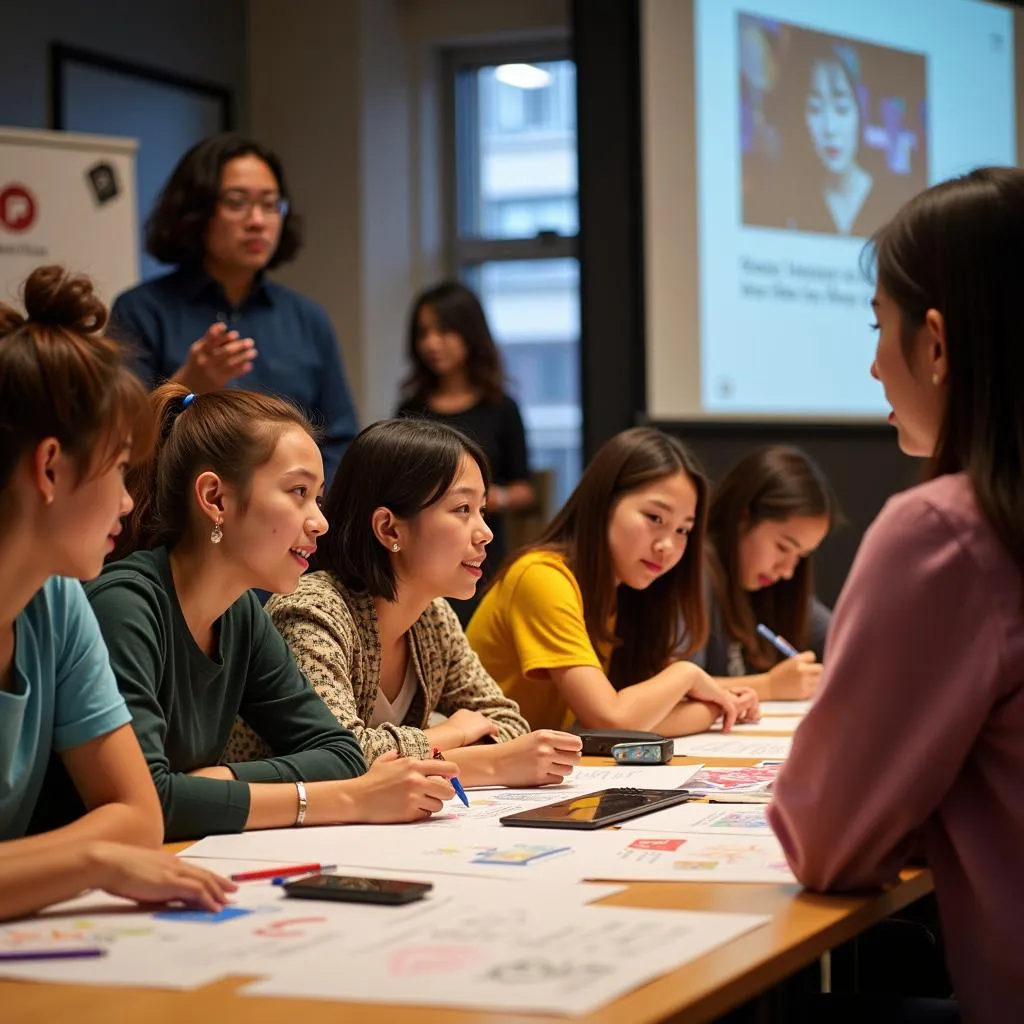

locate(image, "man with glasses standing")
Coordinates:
111 134 357 485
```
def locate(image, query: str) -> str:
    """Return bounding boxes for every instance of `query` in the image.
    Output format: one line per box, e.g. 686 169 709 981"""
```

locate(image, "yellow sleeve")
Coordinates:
507 562 603 679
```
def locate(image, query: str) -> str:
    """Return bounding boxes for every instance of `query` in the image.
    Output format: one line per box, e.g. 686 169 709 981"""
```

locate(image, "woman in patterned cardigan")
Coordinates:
227 419 582 788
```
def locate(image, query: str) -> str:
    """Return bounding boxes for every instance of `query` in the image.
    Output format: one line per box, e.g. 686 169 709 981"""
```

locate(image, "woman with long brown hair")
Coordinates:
467 427 758 733
771 167 1024 1023
697 446 837 701
398 282 534 624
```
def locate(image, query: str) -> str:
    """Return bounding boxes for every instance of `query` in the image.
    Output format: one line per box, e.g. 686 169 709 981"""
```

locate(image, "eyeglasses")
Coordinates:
217 191 290 219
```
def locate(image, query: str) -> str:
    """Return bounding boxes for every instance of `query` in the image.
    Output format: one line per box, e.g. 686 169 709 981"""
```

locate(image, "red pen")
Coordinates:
230 863 331 882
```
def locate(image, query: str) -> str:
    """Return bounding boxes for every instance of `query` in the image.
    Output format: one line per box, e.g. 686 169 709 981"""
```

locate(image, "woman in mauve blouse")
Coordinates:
769 167 1024 1024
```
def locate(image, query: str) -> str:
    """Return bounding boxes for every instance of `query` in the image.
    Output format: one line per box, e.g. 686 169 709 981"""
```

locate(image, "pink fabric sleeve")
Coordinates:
768 489 1003 892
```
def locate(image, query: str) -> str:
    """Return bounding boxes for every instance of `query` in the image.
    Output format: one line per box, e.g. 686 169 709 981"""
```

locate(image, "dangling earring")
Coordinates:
211 519 223 545
932 373 941 386
392 542 399 552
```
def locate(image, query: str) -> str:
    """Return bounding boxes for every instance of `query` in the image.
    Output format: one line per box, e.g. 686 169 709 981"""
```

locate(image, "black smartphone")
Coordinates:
282 873 433 905
499 787 697 830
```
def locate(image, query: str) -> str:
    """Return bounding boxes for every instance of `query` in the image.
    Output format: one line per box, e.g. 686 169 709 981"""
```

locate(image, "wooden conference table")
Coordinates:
4 752 932 1024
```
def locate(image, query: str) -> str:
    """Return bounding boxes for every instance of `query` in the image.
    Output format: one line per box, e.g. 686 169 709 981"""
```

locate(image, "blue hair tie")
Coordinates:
181 392 196 409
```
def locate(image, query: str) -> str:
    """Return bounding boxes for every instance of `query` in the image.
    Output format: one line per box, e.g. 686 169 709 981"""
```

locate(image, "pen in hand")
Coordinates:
432 747 470 807
756 623 800 659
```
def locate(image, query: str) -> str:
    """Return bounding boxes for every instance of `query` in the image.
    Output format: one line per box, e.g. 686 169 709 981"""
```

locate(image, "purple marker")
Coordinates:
0 948 106 962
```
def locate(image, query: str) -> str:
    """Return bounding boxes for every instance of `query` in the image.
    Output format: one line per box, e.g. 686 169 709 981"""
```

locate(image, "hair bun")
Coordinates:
0 304 26 336
22 265 108 335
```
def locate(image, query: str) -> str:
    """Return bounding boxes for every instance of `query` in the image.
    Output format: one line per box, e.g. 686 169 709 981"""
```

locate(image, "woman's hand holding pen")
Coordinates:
766 652 823 700
342 751 457 823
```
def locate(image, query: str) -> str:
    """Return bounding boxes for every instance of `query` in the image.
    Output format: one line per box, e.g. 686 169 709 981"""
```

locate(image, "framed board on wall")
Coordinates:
50 44 233 284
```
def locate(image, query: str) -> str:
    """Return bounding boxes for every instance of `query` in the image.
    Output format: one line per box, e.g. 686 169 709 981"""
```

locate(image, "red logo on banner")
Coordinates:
0 185 37 232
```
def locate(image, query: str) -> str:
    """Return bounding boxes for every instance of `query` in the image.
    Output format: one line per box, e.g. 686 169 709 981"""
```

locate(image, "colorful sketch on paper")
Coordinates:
693 843 766 865
685 766 779 793
389 944 481 976
701 811 773 833
628 838 686 852
0 919 157 951
472 844 570 866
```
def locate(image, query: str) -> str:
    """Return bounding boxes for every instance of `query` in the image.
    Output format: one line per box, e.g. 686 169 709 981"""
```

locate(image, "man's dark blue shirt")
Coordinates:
111 267 357 485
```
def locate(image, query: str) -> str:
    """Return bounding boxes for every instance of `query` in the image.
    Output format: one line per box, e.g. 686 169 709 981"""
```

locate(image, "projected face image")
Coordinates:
805 60 860 176
738 15 928 241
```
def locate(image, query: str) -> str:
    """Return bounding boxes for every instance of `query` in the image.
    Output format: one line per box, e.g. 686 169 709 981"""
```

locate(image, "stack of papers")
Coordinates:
0 855 771 1014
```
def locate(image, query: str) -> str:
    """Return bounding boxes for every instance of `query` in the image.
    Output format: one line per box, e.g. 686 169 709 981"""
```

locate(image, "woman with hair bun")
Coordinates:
0 265 234 921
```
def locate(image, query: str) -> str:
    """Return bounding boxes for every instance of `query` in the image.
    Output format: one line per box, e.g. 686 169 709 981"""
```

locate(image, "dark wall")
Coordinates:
0 0 247 130
572 0 918 605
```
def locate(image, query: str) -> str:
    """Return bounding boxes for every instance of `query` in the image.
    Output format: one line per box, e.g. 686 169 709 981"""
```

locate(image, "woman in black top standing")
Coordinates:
397 282 534 625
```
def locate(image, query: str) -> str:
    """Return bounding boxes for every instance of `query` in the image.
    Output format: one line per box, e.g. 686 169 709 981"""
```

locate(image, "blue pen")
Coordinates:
433 747 470 808
756 623 800 658
272 864 338 885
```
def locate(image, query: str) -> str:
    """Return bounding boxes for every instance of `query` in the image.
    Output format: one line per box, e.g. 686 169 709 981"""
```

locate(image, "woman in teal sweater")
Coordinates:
0 266 232 918
84 383 456 841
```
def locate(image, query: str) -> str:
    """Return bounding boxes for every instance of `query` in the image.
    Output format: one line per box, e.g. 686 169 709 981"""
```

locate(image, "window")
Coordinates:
449 51 580 509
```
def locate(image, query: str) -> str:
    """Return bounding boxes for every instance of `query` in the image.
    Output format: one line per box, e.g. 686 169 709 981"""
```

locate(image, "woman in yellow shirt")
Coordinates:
467 427 759 733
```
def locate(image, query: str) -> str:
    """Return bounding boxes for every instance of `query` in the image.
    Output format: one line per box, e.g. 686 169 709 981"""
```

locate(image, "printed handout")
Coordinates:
758 700 813 716
617 802 773 837
673 735 793 759
0 858 624 991
186 764 706 858
712 716 804 734
243 902 770 1014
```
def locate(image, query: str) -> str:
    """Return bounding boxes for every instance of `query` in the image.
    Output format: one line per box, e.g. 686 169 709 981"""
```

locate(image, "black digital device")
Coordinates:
282 874 433 905
571 728 667 757
498 787 696 830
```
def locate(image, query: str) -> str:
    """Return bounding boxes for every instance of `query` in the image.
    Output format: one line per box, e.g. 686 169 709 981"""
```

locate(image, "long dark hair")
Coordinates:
708 446 837 669
311 418 490 602
400 282 506 406
145 133 302 269
0 266 152 514
117 382 315 556
503 427 709 689
867 166 1024 578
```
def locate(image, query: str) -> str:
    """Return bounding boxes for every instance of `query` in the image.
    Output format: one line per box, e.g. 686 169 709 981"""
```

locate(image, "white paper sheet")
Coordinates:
577 831 796 883
616 802 773 837
185 764 706 858
191 817 796 886
673 735 793 759
758 700 813 716
243 903 770 1015
188 823 601 884
711 716 804 734
0 858 625 991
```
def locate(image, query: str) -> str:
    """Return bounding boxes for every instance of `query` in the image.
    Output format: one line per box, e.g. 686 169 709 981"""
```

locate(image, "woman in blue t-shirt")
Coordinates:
0 266 233 921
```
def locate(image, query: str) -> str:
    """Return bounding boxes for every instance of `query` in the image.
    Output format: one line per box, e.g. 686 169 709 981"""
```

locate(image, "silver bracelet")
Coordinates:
294 780 308 827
